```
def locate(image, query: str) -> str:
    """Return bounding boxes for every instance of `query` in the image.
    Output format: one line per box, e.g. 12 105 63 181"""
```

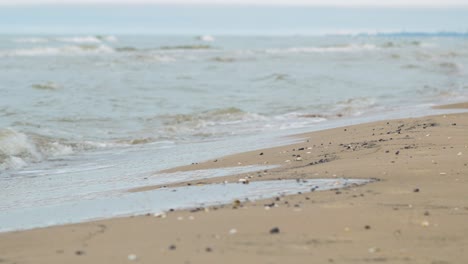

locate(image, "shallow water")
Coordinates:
1 6 468 232
0 177 372 232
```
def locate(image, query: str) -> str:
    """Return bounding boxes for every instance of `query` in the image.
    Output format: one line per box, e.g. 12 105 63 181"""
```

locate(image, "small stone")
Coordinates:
75 250 85 256
457 152 462 156
269 227 280 234
205 247 213 252
413 188 420 193
168 245 177 250
440 172 447 175
421 221 430 227
364 225 371 230
368 247 380 253
128 254 137 261
229 228 237 235
259 152 264 155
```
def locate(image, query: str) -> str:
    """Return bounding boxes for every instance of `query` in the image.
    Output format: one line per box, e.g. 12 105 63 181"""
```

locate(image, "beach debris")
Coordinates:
269 227 280 234
421 221 430 227
128 254 137 261
232 200 241 208
439 172 447 175
75 250 85 256
154 213 167 218
229 228 238 235
168 245 177 250
238 178 249 184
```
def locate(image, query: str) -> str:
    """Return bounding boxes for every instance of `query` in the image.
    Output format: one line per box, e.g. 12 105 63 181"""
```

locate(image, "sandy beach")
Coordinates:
1 105 467 264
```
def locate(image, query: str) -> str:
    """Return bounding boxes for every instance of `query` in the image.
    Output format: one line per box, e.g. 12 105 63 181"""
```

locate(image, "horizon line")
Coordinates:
1 2 468 8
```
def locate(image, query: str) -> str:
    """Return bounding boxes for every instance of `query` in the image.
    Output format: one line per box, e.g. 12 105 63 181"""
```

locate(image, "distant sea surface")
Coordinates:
0 6 467 230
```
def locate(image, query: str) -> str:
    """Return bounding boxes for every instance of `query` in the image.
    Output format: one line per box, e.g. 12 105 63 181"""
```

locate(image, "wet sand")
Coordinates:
1 106 468 264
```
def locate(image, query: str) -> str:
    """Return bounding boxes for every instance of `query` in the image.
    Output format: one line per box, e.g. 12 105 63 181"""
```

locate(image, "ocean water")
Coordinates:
0 6 468 230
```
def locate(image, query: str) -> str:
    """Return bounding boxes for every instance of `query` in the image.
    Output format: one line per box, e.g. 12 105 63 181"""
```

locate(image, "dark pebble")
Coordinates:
269 227 280 234
395 151 400 155
169 244 177 250
259 152 264 155
413 188 420 193
205 247 213 252
365 225 371 230
75 250 85 256
452 123 457 126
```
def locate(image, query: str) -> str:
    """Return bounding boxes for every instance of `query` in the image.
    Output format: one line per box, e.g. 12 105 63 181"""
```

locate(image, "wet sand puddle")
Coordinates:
0 166 372 232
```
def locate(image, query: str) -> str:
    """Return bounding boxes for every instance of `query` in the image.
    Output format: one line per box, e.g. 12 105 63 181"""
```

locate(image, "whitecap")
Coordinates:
266 44 378 54
197 35 215 42
56 36 102 44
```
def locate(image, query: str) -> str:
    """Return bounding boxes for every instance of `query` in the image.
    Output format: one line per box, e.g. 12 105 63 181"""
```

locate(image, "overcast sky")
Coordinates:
1 0 468 6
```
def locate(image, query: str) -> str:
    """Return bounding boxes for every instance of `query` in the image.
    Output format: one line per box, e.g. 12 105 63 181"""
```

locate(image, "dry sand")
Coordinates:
1 106 468 264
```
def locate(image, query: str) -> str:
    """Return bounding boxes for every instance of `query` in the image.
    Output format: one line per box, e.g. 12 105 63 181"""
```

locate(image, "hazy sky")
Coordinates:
1 0 468 6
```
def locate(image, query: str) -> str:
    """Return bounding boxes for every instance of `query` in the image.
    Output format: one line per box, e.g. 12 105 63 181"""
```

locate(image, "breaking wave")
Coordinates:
0 129 73 171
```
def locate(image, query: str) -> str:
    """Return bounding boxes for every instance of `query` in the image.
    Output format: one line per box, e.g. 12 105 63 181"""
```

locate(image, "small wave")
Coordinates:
31 82 61 91
438 62 462 73
266 44 378 54
0 44 115 57
95 35 118 42
0 129 73 171
13 37 49 44
254 73 290 82
116 46 139 52
211 56 236 63
160 45 213 50
332 97 378 117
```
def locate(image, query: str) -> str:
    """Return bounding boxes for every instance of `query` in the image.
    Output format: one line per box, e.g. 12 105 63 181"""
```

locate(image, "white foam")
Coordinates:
0 44 115 57
197 35 215 42
56 36 102 44
0 129 74 171
266 44 378 54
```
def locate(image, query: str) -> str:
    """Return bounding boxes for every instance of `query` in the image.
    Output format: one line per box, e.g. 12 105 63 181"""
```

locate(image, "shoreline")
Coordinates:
1 105 467 263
